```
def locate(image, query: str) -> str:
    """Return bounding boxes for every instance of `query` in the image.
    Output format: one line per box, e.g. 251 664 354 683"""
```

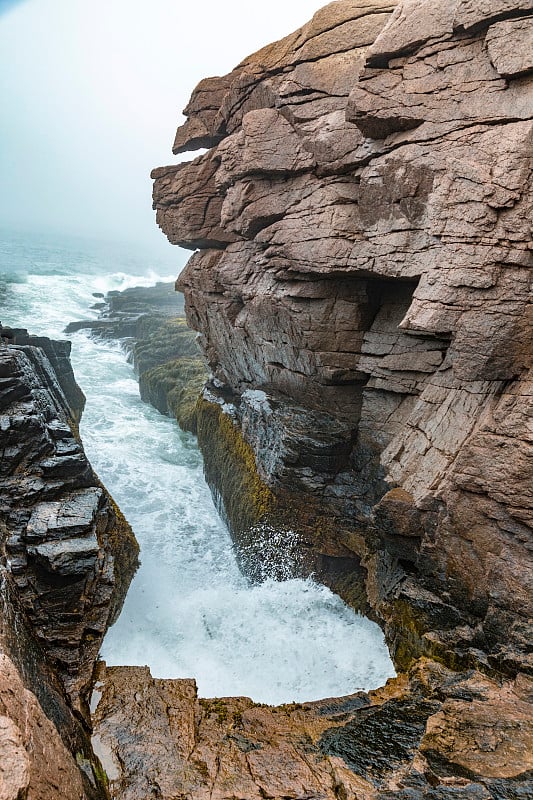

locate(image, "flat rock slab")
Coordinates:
25 488 102 541
28 534 100 577
485 17 533 77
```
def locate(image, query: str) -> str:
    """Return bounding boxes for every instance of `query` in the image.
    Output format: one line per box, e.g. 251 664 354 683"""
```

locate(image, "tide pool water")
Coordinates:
0 230 395 704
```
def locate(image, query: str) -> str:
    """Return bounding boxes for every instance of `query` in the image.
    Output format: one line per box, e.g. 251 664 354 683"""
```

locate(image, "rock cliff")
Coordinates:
143 0 533 795
0 334 138 798
153 0 532 675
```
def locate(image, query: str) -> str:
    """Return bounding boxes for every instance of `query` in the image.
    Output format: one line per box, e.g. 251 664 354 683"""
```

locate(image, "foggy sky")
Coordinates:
0 0 326 251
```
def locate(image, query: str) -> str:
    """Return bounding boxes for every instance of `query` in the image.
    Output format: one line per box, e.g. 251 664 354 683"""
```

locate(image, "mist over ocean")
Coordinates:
0 229 395 703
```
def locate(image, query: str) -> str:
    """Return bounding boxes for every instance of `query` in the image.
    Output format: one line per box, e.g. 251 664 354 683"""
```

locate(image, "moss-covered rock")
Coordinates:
129 311 208 433
128 313 208 433
140 357 207 433
133 317 201 375
195 397 276 534
194 396 370 606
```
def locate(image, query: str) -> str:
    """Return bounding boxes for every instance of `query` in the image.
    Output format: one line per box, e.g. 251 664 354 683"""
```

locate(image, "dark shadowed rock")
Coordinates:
0 336 139 798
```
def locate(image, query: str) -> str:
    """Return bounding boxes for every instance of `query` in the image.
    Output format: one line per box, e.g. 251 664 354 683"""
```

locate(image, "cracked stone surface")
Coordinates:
93 661 533 800
144 0 533 795
0 654 89 800
0 342 138 713
0 336 139 798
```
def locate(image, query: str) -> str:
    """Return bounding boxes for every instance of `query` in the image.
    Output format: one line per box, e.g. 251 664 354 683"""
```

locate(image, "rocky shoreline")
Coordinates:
92 661 533 800
0 0 531 797
66 282 207 433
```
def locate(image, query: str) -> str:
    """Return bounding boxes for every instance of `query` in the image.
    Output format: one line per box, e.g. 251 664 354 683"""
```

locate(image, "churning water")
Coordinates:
0 230 395 704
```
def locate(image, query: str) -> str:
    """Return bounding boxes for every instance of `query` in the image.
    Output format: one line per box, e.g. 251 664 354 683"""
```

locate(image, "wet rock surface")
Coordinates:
67 282 208 432
0 651 95 800
0 340 138 711
0 566 112 800
144 0 533 795
0 335 138 797
93 660 533 800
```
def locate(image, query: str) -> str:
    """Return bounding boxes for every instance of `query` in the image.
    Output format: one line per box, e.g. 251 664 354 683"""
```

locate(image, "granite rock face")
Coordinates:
0 653 90 800
93 660 533 800
0 335 138 797
153 0 532 681
147 1 533 793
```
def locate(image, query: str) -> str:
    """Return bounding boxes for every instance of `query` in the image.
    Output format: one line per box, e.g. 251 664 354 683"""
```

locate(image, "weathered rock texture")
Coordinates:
147 0 533 795
93 660 533 800
0 334 138 797
0 578 105 800
154 0 532 674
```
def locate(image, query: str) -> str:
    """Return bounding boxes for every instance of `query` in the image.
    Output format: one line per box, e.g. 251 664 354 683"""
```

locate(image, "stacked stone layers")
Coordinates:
0 341 137 710
153 0 532 679
0 337 138 798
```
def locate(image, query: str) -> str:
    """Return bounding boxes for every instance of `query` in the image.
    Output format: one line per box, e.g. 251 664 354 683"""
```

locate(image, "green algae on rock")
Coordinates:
66 282 209 435
195 396 276 535
195 392 371 609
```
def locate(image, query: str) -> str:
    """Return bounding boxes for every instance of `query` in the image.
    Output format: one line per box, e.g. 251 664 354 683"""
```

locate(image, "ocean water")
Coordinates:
0 229 395 704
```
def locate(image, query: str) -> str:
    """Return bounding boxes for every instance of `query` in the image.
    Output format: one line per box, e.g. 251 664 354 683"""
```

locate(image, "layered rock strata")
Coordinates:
145 0 533 795
0 334 138 797
153 0 532 676
93 660 533 800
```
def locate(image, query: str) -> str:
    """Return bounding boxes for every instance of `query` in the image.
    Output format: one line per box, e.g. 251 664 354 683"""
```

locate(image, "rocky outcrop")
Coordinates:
0 334 139 797
148 0 533 794
93 660 533 799
65 282 185 344
66 283 207 433
153 0 532 676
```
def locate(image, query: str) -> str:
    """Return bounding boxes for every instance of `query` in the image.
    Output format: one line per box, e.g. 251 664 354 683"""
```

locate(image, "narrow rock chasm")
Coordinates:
0 0 532 797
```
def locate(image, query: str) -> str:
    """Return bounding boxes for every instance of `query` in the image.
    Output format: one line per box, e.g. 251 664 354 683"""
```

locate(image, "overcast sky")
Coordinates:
0 0 326 252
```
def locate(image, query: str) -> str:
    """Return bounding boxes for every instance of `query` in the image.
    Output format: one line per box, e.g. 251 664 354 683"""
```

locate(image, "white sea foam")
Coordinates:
0 235 396 704
91 270 176 295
